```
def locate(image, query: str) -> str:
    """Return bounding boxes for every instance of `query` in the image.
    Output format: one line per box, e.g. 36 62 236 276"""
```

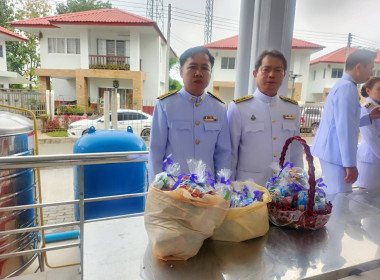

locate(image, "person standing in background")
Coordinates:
355 77 380 189
311 49 380 194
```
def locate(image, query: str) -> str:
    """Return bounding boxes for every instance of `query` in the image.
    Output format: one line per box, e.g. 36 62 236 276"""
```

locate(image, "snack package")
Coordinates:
212 181 272 242
144 158 229 260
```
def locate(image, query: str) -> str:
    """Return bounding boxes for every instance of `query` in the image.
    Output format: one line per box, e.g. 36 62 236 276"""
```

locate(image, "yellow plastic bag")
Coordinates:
212 182 272 242
144 186 229 261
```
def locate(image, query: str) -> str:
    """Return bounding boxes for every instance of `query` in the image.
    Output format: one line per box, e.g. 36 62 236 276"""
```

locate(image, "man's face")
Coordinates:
357 61 374 84
253 55 285 97
180 52 212 96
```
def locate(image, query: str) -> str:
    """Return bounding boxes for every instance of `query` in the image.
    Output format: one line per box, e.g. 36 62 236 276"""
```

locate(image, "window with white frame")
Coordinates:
313 70 316 80
48 38 80 54
0 45 3 57
331 68 343 78
323 68 326 79
221 57 235 69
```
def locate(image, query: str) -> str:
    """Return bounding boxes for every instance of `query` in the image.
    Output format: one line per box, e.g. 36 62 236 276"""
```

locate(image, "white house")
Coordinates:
0 26 30 88
203 36 324 104
309 47 380 102
10 9 175 113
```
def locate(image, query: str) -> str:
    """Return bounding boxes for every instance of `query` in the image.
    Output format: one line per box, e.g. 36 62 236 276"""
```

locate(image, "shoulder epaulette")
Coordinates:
364 102 375 109
233 95 253 104
157 90 178 100
279 95 298 105
207 92 225 104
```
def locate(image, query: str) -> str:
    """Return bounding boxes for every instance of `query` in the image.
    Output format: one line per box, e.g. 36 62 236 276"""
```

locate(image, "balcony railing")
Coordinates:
89 55 130 71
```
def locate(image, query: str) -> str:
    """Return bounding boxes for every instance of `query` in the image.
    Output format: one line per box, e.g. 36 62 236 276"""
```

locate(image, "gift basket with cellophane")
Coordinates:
144 156 230 261
211 168 272 242
266 136 332 230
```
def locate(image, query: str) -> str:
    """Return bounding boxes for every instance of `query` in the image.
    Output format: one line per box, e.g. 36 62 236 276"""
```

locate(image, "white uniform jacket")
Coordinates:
227 89 303 187
357 97 380 164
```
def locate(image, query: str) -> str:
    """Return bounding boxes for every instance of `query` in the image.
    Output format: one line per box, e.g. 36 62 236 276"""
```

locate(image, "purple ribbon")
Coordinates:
252 190 262 201
162 154 173 171
220 176 231 186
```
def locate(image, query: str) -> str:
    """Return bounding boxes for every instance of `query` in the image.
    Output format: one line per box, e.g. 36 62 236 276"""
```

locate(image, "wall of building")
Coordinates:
290 49 315 102
140 34 160 102
308 63 345 99
0 37 7 72
40 26 82 69
52 78 76 101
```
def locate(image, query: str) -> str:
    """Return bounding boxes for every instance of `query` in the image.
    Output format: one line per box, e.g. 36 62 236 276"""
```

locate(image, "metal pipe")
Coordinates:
79 165 85 280
39 230 80 243
0 151 149 169
0 221 80 236
0 242 79 260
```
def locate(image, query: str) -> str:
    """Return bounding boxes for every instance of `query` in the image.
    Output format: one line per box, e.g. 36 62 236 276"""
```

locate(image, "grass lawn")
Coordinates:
47 131 68 137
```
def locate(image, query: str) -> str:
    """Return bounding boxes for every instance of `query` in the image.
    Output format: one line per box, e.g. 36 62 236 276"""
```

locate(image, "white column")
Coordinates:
234 0 256 98
80 29 89 69
130 30 140 71
249 0 296 96
50 90 55 119
235 0 296 97
104 91 110 130
45 90 51 116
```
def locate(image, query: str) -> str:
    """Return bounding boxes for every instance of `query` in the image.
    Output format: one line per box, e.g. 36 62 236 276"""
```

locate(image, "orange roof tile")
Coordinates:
310 47 380 65
10 9 153 27
0 26 27 41
203 35 324 50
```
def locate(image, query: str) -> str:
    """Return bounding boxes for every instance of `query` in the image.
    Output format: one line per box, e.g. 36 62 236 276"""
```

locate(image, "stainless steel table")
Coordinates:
83 190 380 280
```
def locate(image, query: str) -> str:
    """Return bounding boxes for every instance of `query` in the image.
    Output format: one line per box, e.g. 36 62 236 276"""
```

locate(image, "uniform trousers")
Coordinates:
319 159 352 194
355 161 380 189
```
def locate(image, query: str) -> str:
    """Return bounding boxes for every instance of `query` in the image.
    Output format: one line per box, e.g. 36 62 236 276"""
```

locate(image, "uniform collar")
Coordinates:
179 88 206 103
342 73 357 86
367 97 380 106
253 88 278 104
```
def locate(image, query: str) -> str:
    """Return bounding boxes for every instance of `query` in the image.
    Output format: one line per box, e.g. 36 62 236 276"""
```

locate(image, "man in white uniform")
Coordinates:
227 49 303 187
311 49 380 194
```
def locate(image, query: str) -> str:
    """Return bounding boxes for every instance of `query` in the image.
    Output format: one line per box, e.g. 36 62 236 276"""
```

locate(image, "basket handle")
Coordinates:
279 136 316 214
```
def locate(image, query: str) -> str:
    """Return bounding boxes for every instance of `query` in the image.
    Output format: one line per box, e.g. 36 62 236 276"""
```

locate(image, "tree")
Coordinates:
56 0 112 14
169 58 182 91
5 0 52 89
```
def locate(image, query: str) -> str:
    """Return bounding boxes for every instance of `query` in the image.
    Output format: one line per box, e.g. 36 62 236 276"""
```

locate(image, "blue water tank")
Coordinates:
73 127 147 220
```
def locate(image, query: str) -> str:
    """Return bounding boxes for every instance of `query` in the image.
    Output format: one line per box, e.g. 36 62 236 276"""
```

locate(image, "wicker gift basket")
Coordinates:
267 136 332 230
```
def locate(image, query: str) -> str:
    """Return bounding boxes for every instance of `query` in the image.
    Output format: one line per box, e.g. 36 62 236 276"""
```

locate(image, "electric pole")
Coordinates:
204 0 214 44
146 0 164 32
345 32 352 63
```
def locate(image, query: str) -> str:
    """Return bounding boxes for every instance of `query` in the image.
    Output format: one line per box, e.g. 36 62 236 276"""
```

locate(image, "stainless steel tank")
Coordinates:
0 111 38 278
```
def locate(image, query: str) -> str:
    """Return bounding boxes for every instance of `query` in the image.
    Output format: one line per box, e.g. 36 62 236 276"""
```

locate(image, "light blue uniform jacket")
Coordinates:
357 97 380 164
311 73 371 167
227 89 303 187
148 88 232 184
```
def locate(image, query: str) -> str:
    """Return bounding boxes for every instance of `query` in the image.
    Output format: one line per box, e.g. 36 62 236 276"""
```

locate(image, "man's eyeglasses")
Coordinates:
260 67 284 75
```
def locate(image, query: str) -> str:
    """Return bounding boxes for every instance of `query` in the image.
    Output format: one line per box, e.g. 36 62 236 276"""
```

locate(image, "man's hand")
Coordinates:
369 106 380 120
344 166 358 184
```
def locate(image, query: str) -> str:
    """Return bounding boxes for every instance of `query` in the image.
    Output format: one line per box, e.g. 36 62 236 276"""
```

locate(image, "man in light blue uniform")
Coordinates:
148 46 231 184
311 49 380 194
228 49 303 187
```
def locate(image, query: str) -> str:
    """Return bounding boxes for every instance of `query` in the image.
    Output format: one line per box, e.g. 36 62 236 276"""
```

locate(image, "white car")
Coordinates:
68 109 152 138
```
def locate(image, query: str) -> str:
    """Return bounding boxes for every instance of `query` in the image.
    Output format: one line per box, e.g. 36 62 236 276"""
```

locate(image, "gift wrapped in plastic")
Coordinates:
212 170 272 242
266 136 332 230
144 157 229 261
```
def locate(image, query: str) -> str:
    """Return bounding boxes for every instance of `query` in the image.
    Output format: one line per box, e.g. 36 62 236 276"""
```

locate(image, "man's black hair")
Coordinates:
180 46 215 68
255 49 287 71
346 49 377 71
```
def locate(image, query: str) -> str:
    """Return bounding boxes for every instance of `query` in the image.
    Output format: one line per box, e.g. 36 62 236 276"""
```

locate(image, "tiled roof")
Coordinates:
203 35 324 50
0 26 27 41
310 47 380 65
10 9 154 27
291 38 325 49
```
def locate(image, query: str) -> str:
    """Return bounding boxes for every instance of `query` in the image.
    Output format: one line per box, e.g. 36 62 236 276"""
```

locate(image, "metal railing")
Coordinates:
0 150 149 279
0 90 46 117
